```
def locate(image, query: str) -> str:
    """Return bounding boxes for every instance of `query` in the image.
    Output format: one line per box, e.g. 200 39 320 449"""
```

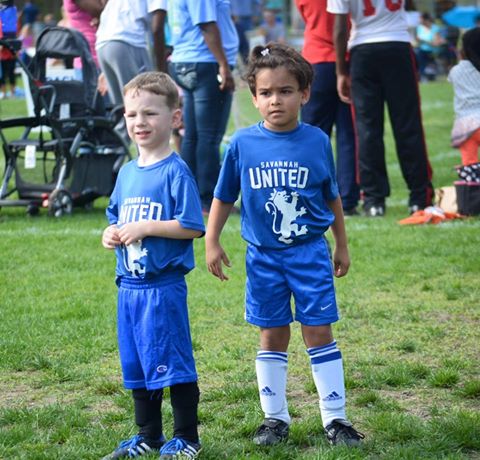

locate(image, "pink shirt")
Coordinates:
63 0 99 66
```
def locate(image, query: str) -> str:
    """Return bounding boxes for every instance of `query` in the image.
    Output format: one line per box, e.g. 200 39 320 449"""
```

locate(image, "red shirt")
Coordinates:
296 0 349 63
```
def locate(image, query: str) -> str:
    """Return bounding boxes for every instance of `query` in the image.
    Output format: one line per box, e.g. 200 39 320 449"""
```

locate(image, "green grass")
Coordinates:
0 79 479 459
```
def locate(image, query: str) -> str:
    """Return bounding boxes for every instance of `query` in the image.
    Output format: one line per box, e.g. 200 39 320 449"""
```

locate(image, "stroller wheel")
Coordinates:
48 190 73 217
27 204 40 216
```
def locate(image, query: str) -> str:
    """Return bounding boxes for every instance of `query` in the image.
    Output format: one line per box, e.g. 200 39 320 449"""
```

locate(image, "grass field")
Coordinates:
0 80 479 460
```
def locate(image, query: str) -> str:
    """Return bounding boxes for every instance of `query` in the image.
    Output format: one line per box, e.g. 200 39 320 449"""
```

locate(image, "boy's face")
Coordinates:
124 89 181 155
252 66 310 132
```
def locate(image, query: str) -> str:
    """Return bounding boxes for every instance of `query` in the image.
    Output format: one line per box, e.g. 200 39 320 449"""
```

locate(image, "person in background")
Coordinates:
329 0 434 216
95 0 167 142
168 0 239 214
0 0 19 99
296 0 360 216
448 27 480 166
230 0 260 64
415 12 444 81
259 8 286 44
21 0 39 25
63 0 107 95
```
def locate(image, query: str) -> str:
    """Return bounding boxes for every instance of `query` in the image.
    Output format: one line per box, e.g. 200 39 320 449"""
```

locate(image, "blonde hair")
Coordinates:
124 71 179 110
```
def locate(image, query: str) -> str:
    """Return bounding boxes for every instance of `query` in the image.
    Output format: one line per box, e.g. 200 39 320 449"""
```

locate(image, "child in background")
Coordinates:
0 0 18 99
259 8 286 44
102 72 204 460
205 43 363 448
448 27 480 166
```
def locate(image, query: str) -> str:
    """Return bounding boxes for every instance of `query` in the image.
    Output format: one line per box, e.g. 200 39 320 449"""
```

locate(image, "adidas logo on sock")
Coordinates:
260 386 276 396
322 391 343 401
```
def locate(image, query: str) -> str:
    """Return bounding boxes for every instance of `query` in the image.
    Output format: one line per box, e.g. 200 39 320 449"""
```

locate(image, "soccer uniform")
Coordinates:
106 153 205 390
215 122 352 428
327 0 434 210
215 122 340 326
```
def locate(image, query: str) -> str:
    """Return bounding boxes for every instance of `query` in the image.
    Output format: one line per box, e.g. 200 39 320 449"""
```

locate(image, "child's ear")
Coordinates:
301 86 311 106
171 108 182 129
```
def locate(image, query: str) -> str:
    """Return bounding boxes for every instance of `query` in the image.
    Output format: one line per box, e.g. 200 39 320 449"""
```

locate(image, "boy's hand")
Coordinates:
333 245 350 277
118 222 147 246
206 241 231 281
102 224 121 249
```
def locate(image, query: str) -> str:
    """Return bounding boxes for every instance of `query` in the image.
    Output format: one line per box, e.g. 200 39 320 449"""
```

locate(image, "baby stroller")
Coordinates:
0 27 130 216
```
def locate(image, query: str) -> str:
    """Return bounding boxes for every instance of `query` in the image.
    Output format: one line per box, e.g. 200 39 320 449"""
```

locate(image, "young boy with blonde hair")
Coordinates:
102 72 204 459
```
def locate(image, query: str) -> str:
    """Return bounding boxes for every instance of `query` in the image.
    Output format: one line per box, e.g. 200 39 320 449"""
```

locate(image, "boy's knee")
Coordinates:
170 381 200 407
301 324 334 348
260 325 290 351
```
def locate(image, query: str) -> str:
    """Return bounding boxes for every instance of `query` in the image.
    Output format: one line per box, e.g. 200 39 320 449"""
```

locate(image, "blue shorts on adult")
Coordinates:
117 275 197 390
245 237 339 327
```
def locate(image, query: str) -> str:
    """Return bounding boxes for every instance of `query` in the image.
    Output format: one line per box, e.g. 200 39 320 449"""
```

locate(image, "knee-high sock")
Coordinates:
170 381 200 443
308 341 347 427
132 388 163 440
255 351 291 424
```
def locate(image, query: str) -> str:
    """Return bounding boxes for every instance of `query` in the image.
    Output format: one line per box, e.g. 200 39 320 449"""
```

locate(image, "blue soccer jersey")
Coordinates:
106 153 205 279
214 122 339 249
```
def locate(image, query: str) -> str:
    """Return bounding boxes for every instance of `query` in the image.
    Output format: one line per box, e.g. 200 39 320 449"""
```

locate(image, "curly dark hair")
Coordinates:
462 27 480 73
244 42 313 94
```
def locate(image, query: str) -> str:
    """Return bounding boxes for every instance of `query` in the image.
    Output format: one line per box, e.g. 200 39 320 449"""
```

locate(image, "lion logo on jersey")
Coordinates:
265 189 308 244
123 241 148 277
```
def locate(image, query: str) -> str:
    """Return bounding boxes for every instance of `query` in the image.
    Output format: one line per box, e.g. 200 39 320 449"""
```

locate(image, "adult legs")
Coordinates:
98 41 153 143
234 16 252 65
301 63 359 211
182 63 233 210
350 44 389 209
383 43 434 209
335 95 359 211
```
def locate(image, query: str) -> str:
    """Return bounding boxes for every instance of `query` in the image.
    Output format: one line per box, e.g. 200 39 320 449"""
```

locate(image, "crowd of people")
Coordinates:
2 1 480 458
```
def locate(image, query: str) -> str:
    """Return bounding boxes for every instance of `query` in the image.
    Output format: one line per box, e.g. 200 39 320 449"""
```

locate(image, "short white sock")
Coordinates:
255 350 291 424
308 341 347 427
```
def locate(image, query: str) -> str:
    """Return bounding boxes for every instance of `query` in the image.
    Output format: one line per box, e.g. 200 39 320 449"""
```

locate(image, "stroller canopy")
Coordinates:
32 26 98 110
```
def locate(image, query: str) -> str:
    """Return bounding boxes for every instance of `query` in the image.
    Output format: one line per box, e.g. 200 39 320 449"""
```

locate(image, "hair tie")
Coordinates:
260 48 270 57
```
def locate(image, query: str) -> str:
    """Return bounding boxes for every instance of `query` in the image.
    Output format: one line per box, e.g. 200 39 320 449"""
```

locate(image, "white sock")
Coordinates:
255 350 291 424
308 341 347 427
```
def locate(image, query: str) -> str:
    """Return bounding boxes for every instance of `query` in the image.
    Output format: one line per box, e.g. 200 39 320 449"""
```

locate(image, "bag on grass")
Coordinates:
455 181 480 216
435 186 457 213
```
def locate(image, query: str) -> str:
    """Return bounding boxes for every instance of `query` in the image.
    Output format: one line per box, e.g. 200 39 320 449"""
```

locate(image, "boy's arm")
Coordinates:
205 198 234 281
326 196 350 277
118 220 203 246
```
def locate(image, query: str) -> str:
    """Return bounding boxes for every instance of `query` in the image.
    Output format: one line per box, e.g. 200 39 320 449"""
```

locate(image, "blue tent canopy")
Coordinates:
442 6 480 29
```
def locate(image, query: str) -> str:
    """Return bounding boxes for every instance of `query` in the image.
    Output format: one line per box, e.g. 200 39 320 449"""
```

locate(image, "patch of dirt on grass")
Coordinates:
379 387 480 420
0 371 56 408
0 371 110 411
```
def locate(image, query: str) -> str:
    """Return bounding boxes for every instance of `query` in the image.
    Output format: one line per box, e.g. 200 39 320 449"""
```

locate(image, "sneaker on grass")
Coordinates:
324 419 364 447
159 437 202 459
252 418 289 446
102 434 165 459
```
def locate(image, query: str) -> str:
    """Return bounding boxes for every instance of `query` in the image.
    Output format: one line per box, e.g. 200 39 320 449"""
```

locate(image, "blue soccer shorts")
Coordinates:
245 237 339 328
117 275 197 390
